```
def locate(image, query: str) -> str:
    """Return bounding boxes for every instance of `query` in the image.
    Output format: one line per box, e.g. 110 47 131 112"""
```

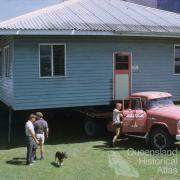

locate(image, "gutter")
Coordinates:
0 29 180 38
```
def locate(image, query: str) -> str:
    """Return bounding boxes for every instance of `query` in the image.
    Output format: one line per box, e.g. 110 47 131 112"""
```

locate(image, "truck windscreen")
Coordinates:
146 97 173 109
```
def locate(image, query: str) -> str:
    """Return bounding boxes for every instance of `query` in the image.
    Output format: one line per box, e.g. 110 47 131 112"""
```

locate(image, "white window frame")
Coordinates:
174 44 180 75
4 45 10 78
39 43 66 78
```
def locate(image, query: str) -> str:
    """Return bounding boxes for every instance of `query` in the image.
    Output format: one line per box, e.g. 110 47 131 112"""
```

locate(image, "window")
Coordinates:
146 97 173 110
141 98 147 110
175 45 180 74
115 54 129 70
131 98 141 110
0 48 2 76
40 44 65 77
123 98 142 110
4 46 10 78
40 45 51 77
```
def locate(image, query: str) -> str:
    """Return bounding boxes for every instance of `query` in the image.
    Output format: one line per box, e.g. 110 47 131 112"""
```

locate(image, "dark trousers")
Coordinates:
26 137 37 164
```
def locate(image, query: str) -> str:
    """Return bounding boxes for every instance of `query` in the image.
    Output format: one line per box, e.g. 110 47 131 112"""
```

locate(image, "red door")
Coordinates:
114 53 131 100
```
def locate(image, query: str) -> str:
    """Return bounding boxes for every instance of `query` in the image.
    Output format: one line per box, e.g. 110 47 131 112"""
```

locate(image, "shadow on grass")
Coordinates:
6 157 26 166
0 131 106 150
1 131 180 153
51 162 59 168
93 136 180 155
93 137 148 151
47 132 107 145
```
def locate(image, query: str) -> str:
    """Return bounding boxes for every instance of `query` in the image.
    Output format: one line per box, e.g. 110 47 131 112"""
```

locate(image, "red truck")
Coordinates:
78 91 180 150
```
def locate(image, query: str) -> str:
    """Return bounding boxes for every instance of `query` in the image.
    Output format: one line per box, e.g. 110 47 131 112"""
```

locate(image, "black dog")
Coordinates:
55 151 68 167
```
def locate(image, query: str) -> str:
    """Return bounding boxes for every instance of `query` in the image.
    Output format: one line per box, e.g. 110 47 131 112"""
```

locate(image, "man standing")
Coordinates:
25 114 39 166
34 112 49 160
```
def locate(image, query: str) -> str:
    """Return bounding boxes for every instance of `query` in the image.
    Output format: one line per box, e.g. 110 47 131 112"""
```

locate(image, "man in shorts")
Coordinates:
34 112 49 160
111 103 123 147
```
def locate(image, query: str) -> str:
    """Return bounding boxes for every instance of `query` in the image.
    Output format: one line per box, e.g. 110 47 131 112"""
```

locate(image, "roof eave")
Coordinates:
0 29 114 36
116 31 180 38
0 29 180 38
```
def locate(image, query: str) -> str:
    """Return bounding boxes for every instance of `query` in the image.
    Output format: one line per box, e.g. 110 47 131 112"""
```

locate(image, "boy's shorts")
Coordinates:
36 133 45 144
113 123 121 129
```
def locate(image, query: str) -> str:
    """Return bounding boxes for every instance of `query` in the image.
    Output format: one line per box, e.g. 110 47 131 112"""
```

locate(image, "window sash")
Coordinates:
0 48 2 76
53 45 65 76
40 45 52 77
4 46 10 78
40 44 65 77
115 55 129 70
175 45 180 74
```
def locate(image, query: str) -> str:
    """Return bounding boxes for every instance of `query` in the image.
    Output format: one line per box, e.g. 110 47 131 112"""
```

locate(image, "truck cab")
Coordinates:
107 91 180 150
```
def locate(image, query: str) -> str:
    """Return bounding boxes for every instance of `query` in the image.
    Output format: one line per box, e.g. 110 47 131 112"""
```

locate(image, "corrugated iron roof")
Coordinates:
0 0 180 36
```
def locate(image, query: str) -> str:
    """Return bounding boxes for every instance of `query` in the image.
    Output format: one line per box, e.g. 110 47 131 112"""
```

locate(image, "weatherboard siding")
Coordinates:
0 36 14 107
12 36 180 110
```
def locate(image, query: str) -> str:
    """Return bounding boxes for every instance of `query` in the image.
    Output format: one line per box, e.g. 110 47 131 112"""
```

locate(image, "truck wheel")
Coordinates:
84 119 105 137
149 128 174 150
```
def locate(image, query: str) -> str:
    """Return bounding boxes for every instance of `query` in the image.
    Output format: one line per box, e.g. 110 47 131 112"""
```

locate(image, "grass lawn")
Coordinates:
0 132 180 180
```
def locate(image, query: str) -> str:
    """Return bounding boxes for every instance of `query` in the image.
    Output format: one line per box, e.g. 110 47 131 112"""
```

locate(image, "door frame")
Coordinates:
113 52 132 100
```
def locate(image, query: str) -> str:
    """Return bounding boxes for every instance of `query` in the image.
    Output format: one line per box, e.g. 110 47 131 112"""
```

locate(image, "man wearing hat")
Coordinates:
34 112 49 160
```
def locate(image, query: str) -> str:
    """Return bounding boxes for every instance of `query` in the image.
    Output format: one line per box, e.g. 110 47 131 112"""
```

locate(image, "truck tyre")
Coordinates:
149 128 174 150
84 119 105 137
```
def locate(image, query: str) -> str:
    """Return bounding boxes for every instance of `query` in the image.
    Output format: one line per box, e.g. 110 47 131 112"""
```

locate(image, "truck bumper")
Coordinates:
176 135 180 141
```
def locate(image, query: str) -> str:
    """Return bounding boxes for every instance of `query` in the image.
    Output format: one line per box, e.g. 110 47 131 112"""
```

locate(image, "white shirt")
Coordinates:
25 120 35 136
113 109 121 124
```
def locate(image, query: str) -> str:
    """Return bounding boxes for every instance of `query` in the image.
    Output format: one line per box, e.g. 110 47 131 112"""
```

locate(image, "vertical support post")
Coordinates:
8 107 12 143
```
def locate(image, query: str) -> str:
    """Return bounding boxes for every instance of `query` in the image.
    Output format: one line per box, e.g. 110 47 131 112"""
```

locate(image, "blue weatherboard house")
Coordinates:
0 0 180 111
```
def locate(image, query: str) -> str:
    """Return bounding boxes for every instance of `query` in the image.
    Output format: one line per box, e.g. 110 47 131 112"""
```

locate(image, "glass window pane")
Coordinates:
0 49 2 76
5 49 7 77
175 65 180 74
40 45 51 77
124 99 130 109
116 63 128 70
4 47 10 78
53 45 65 76
175 46 180 58
175 46 180 74
115 55 129 70
130 98 141 110
115 55 128 63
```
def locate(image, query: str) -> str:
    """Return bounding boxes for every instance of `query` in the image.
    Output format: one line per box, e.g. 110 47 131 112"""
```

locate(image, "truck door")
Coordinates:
122 97 147 133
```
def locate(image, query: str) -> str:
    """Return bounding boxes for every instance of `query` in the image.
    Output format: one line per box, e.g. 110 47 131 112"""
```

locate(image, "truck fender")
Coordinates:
145 123 169 144
148 122 170 134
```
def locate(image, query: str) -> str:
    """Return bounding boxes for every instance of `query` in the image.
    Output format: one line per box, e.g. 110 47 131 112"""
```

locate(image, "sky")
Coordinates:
0 0 64 22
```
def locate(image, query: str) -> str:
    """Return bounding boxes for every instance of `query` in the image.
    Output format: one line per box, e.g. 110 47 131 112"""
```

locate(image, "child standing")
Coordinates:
111 103 123 147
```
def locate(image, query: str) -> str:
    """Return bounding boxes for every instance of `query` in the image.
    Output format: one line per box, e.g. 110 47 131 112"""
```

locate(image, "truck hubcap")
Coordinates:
84 121 96 136
154 133 166 149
